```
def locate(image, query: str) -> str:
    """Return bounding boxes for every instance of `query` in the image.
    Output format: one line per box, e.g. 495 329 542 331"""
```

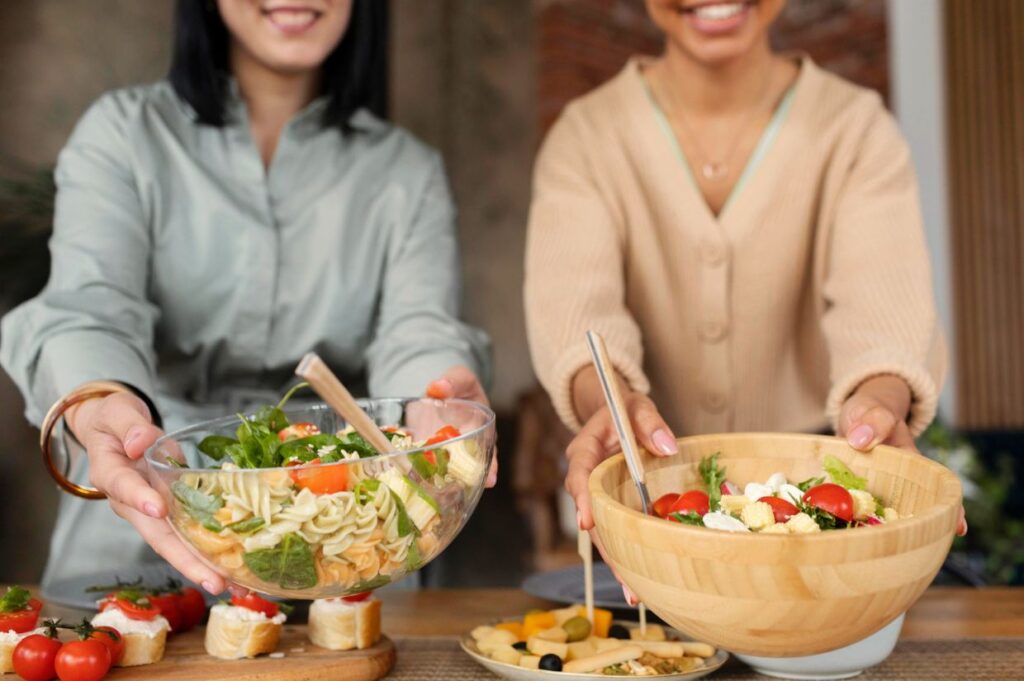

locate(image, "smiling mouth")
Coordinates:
678 0 756 20
261 5 323 32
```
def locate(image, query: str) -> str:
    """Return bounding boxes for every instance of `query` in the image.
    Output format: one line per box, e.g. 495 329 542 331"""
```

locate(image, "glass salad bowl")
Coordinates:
145 398 496 599
589 433 962 658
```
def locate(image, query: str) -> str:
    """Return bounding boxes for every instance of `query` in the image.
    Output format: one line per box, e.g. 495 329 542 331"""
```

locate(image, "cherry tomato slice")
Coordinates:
99 595 160 621
89 626 125 666
231 593 279 618
147 593 183 632
802 483 854 523
652 493 680 519
277 422 321 442
757 496 800 524
54 639 111 681
12 633 62 681
0 597 42 634
668 490 710 517
177 587 207 631
342 591 372 603
289 457 349 495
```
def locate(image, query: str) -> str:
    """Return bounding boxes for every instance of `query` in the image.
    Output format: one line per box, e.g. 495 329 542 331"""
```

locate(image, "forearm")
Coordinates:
571 366 630 424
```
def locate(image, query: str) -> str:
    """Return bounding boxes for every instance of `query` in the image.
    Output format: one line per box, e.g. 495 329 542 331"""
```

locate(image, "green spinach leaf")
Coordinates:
171 480 224 532
198 435 238 461
350 575 391 592
226 516 266 534
243 533 318 590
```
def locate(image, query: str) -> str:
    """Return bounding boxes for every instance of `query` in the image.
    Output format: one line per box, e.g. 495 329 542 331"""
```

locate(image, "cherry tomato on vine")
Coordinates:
54 639 111 681
12 631 62 681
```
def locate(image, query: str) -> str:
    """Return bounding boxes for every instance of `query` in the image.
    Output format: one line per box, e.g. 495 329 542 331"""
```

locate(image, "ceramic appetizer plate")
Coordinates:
522 563 632 610
461 619 728 681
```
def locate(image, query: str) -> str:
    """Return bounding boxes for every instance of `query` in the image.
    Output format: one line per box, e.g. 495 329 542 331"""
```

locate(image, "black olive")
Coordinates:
608 623 631 639
512 641 528 651
538 653 563 671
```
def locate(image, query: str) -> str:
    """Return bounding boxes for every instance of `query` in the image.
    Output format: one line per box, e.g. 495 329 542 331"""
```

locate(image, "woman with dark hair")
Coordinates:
1 0 490 595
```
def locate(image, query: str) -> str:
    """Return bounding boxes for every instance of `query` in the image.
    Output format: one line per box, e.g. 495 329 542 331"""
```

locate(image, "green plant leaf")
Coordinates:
823 455 867 491
242 533 318 590
171 480 224 532
698 453 726 511
0 586 31 613
226 516 266 534
198 435 238 461
669 511 704 526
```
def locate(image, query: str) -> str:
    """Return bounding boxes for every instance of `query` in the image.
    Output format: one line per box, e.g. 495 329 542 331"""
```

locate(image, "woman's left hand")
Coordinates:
426 366 497 488
838 374 967 536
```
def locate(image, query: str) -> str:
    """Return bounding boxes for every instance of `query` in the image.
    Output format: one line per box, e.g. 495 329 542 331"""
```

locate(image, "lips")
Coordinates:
261 5 322 34
677 1 755 36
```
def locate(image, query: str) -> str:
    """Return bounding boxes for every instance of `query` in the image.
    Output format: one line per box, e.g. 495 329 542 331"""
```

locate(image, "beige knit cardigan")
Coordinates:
525 57 946 437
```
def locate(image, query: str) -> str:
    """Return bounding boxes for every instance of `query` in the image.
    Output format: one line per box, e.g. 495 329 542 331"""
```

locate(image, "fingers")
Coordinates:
88 439 167 519
842 397 899 452
627 394 678 456
90 392 163 459
109 498 227 594
485 456 498 488
565 426 609 530
589 529 639 605
426 366 489 405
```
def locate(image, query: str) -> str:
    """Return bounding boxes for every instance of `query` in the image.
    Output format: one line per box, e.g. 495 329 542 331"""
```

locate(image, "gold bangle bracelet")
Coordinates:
38 381 133 500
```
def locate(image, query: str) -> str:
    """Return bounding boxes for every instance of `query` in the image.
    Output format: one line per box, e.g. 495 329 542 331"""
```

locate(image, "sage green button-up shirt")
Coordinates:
0 82 490 586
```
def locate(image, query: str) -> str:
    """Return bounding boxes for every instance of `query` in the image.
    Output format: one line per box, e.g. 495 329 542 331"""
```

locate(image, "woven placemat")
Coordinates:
389 637 1024 680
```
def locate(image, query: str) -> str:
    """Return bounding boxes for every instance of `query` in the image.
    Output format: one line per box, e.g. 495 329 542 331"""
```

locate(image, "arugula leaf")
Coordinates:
0 586 31 613
797 476 825 492
226 516 266 534
236 416 281 468
171 480 224 532
698 453 726 511
243 533 318 589
198 435 238 461
337 431 379 458
278 434 347 463
795 498 844 530
669 511 704 526
823 455 867 491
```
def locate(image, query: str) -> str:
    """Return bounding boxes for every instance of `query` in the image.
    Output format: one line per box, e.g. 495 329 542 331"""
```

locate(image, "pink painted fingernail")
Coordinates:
143 502 160 518
652 429 678 455
848 424 874 449
622 585 638 606
201 580 218 595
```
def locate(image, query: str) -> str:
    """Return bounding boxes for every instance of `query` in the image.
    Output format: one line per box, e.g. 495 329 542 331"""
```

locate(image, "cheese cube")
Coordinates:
629 624 666 641
534 626 568 643
527 636 568 659
741 501 776 530
718 494 753 515
489 644 522 666
785 512 822 534
849 489 876 520
552 605 585 626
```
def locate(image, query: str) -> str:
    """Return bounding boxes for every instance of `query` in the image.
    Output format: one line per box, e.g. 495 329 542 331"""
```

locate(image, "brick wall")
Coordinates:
536 0 889 133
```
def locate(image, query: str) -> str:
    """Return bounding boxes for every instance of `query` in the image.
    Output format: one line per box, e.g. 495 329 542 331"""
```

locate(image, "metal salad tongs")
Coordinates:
585 330 652 515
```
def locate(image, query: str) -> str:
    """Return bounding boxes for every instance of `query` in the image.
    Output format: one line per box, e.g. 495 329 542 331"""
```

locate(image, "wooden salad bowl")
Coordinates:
588 433 962 657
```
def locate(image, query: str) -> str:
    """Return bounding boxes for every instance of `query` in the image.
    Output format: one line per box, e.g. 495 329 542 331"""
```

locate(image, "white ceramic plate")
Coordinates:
461 619 728 681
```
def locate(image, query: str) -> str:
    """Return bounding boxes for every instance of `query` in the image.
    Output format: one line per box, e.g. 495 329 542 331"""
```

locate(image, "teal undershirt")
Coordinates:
642 78 796 215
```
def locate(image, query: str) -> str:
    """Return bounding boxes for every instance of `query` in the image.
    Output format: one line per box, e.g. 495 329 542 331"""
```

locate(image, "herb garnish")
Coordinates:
0 586 31 613
699 452 727 511
669 511 704 526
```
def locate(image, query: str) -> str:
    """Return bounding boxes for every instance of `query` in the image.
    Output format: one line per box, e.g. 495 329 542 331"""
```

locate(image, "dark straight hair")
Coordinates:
168 0 388 131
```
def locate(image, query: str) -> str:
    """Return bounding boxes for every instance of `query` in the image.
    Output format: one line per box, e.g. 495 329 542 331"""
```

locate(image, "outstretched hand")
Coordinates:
426 366 496 488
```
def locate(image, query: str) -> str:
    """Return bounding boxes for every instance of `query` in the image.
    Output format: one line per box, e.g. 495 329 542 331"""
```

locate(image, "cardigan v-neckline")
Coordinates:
627 56 810 232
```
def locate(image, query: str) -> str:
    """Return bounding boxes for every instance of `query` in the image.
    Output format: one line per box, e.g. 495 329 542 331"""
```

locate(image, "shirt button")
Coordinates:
700 240 726 266
703 391 727 413
700 320 729 342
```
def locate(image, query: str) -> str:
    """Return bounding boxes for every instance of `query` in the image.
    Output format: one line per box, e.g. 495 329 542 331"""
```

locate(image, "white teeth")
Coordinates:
694 2 745 21
269 9 316 27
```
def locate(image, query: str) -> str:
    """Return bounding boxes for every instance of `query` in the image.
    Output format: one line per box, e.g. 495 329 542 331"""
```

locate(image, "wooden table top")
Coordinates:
22 585 1024 639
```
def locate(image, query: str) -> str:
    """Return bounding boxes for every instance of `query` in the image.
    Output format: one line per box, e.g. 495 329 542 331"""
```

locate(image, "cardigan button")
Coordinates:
700 240 726 266
702 391 727 413
700 320 728 342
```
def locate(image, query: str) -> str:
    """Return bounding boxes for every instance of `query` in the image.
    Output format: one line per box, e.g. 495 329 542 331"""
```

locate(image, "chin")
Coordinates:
650 0 774 65
260 45 335 74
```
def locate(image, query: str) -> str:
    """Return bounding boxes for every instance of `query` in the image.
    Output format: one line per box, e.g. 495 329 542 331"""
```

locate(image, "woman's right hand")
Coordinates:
66 390 227 595
564 384 679 605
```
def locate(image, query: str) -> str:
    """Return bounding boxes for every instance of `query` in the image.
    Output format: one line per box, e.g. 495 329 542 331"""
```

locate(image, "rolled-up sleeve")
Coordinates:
364 153 491 397
821 102 946 436
524 108 650 432
0 94 159 425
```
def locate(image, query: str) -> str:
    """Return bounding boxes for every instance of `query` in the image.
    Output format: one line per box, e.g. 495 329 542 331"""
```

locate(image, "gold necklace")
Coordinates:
659 62 776 183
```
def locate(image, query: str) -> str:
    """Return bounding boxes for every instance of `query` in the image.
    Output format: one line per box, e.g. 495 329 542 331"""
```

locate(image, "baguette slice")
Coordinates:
308 597 382 651
1 639 18 673
91 609 170 667
119 630 168 667
205 604 283 659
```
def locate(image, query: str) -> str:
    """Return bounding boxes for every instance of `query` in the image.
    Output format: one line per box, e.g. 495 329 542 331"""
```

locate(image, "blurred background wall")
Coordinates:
1 0 1020 586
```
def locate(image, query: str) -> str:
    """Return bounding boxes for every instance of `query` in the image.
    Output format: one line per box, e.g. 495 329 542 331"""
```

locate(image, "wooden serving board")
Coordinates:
102 624 395 680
